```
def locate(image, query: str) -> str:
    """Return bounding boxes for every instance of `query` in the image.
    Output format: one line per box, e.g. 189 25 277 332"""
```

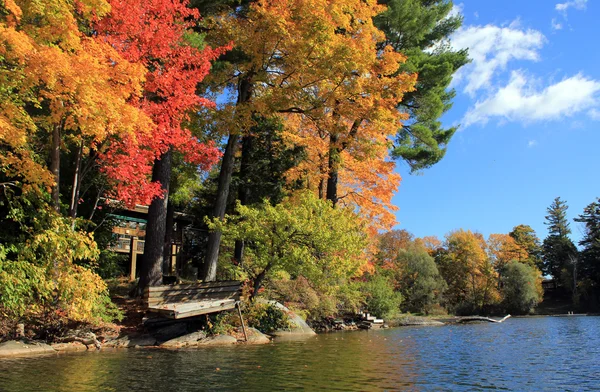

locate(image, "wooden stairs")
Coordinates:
358 312 385 329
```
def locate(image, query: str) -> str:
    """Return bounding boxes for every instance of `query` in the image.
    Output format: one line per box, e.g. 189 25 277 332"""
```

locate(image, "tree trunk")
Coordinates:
202 133 240 281
137 149 172 294
234 135 253 265
326 133 339 206
202 75 254 282
251 263 272 300
163 200 175 275
50 123 61 212
69 140 84 221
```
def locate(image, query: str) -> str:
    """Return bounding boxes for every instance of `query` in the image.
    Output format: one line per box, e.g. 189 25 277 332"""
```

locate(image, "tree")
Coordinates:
96 0 227 290
542 197 577 280
374 0 469 172
509 224 543 268
376 229 415 268
501 261 543 315
437 229 499 313
486 233 528 273
207 191 369 297
0 0 133 324
200 0 416 280
545 197 571 237
574 198 600 306
396 245 446 314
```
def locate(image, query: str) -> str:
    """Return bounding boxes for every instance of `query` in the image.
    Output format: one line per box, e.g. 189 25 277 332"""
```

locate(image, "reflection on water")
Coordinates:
1 317 600 391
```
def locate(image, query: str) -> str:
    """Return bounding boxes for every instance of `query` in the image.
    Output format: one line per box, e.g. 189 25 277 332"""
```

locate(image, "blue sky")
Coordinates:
392 0 600 245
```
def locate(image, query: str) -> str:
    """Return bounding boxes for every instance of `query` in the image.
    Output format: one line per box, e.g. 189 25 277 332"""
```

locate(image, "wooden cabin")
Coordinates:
106 202 193 281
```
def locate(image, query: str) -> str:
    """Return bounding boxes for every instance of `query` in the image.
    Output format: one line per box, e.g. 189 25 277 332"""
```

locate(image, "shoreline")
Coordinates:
3 312 598 359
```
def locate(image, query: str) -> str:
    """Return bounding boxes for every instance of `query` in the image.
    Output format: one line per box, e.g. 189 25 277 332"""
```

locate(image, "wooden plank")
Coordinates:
146 292 240 307
145 285 241 298
173 302 236 319
145 281 241 293
149 300 237 319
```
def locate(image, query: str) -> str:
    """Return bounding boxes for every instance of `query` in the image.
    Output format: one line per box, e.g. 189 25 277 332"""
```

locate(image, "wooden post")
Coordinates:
171 244 177 275
236 301 248 342
129 237 138 282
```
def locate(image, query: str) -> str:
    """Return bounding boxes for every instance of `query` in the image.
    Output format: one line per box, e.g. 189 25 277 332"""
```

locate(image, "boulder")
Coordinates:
161 331 206 348
0 341 56 358
152 323 188 342
130 335 158 347
258 301 316 336
198 335 237 346
243 327 270 344
106 334 157 348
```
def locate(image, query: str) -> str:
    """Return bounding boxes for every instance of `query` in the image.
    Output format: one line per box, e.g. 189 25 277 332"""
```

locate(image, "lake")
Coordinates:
1 316 599 391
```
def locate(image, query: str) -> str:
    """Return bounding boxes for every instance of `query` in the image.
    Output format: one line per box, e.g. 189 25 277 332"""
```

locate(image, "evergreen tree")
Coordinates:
575 198 600 286
542 197 577 281
374 0 470 171
545 197 571 237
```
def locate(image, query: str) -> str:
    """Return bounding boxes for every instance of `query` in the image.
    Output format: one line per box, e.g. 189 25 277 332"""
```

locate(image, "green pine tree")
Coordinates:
374 0 470 172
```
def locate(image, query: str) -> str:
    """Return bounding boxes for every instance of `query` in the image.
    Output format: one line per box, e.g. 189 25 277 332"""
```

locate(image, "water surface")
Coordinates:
1 316 599 391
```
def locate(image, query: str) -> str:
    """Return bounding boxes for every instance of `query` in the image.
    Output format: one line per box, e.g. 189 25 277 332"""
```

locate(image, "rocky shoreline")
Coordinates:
0 302 317 359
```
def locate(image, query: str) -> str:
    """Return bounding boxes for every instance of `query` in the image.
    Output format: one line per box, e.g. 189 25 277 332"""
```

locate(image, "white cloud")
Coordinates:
463 71 600 126
528 140 538 147
556 0 587 13
451 23 545 95
589 108 600 120
551 18 563 30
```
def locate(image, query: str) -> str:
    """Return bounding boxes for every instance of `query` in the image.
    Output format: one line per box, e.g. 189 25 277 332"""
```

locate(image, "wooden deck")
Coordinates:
144 281 243 320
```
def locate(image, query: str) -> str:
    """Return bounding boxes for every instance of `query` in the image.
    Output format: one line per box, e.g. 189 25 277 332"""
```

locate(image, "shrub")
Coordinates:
0 214 122 326
361 274 403 319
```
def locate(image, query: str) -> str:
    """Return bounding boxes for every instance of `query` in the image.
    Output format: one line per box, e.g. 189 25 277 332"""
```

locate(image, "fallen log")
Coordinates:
456 314 511 324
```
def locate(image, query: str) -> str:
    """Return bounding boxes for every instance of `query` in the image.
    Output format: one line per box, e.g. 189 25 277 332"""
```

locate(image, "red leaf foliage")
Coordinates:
95 0 231 205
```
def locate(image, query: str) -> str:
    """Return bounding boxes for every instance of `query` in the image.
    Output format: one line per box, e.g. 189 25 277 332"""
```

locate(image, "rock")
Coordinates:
130 336 158 347
106 335 157 348
257 300 316 336
52 341 89 352
391 316 445 327
161 331 206 348
198 335 237 346
153 323 188 342
0 341 56 358
243 327 270 344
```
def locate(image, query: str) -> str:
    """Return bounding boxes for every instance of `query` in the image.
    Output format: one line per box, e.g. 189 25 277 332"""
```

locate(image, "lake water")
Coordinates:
1 316 599 391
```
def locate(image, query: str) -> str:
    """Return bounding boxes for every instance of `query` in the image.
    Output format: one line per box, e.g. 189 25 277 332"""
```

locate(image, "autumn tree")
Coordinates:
96 0 227 290
207 191 368 298
436 229 499 314
0 0 144 323
199 0 415 280
509 224 543 268
374 0 469 171
375 229 415 268
486 233 528 273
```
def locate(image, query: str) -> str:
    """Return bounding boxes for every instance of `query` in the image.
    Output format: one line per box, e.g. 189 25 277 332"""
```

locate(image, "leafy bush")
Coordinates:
0 213 122 326
361 274 403 319
244 302 290 334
